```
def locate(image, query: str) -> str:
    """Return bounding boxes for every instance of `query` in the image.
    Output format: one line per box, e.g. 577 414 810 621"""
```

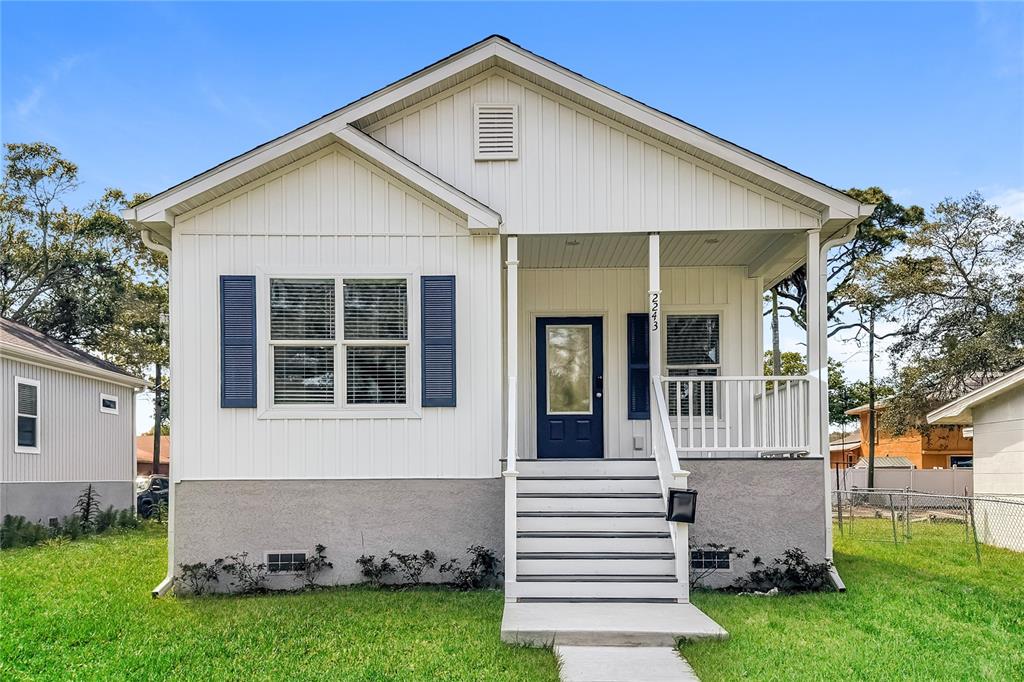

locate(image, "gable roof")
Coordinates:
125 35 871 238
927 365 1024 425
0 317 146 388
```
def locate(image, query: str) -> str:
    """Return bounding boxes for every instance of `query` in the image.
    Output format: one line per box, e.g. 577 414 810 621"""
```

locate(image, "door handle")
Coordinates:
596 375 603 399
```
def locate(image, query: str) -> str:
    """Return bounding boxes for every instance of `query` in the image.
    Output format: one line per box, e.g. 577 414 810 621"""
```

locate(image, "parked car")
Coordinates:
137 475 169 518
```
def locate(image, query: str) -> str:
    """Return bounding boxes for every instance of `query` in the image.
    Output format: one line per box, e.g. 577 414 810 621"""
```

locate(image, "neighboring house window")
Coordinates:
690 549 731 570
14 377 40 453
99 393 119 414
269 276 409 407
266 551 306 573
949 455 973 468
666 314 720 417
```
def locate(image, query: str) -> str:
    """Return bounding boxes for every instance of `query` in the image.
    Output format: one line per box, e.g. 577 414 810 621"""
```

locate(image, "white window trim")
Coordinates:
14 376 41 454
255 267 422 420
662 308 725 422
690 548 735 573
99 392 120 415
265 550 307 574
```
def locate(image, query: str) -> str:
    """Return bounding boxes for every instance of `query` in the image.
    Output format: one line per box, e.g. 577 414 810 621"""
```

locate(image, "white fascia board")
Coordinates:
333 128 501 231
1 345 148 389
927 366 1024 425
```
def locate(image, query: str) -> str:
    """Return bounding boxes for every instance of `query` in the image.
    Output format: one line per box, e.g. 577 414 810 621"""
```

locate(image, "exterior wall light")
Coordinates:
666 488 698 523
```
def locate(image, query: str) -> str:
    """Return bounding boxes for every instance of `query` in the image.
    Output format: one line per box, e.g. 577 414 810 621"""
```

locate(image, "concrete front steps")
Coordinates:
508 458 683 602
502 458 727 652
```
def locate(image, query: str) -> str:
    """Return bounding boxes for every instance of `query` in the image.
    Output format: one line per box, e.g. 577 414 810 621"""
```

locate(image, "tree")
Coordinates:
881 192 1024 434
762 351 865 426
1 142 169 472
770 187 924 333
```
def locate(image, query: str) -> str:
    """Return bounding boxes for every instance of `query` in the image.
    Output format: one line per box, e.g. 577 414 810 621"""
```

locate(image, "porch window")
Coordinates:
269 277 409 407
666 314 719 417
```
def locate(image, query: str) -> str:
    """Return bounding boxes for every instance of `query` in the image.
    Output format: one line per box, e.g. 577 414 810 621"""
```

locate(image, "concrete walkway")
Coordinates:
555 645 700 682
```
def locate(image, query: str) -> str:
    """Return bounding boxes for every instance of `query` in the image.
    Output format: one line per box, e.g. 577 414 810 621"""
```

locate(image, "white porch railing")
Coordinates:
650 376 691 596
661 376 811 454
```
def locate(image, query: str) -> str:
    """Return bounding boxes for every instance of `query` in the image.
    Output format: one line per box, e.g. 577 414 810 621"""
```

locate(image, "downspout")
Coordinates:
817 216 864 592
135 222 175 597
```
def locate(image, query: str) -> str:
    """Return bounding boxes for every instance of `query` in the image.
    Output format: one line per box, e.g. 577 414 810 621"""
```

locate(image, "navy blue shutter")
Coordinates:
421 276 456 407
627 313 650 419
221 275 257 408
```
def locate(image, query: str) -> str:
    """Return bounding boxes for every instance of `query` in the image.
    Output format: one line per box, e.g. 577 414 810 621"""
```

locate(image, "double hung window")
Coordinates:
269 277 409 407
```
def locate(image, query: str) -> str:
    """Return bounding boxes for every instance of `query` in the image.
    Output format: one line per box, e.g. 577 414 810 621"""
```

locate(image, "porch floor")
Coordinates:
500 601 727 647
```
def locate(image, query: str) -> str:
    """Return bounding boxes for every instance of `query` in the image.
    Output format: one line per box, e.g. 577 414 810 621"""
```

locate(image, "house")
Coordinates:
1 317 146 524
928 366 1024 551
846 402 973 469
852 455 913 469
136 435 170 476
829 433 861 468
124 36 873 636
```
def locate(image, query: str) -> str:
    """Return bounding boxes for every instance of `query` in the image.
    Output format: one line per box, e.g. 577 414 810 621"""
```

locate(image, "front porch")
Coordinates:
500 229 835 619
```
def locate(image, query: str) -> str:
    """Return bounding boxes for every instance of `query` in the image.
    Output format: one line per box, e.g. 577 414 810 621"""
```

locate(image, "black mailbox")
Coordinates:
666 488 697 523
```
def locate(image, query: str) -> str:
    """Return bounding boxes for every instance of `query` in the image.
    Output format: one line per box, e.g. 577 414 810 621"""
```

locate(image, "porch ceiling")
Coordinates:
511 232 805 282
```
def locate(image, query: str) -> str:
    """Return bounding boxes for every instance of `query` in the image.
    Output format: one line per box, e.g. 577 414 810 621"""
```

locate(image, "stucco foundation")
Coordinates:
173 478 504 588
0 481 133 523
681 458 827 588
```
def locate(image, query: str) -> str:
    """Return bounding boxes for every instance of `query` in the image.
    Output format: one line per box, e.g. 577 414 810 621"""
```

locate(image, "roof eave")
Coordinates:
1 344 148 389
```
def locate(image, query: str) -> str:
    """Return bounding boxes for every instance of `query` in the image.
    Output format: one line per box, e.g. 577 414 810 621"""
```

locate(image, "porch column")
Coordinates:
505 235 519 467
805 228 823 461
648 233 662 379
503 235 519 594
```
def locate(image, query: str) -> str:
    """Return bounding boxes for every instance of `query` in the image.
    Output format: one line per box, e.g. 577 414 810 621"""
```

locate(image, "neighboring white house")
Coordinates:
1 317 146 524
928 366 1024 552
125 35 873 622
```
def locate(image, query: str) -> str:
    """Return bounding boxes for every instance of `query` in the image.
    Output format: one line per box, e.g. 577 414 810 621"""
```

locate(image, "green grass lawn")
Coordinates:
3 523 1023 681
682 522 1024 681
0 526 558 681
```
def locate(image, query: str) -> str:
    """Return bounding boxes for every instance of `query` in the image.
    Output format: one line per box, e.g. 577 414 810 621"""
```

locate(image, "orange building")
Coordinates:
136 435 170 476
845 403 973 469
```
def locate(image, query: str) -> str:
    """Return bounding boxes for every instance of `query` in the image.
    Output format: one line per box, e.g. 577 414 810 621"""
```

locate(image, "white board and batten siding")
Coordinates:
171 144 502 482
1 358 135 483
515 267 763 459
364 68 821 235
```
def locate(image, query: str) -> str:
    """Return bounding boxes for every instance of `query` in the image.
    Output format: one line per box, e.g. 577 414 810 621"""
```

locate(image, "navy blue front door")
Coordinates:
536 317 604 459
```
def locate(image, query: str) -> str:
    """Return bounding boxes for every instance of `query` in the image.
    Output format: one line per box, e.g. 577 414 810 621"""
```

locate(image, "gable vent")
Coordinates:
474 104 518 160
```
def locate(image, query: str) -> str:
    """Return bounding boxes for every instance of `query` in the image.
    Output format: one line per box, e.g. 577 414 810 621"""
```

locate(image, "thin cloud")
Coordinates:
12 53 85 120
989 187 1024 220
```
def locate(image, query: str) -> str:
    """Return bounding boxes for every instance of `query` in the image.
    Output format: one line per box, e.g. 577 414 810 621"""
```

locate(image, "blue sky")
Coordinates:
3 2 1023 430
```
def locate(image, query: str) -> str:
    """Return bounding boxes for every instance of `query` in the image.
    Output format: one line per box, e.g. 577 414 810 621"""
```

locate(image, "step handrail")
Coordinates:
651 375 690 598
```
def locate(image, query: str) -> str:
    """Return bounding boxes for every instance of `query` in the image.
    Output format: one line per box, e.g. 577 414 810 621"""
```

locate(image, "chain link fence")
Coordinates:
833 488 1024 561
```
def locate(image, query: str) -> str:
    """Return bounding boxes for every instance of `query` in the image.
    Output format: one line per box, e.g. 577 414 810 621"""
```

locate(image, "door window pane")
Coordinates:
546 325 593 414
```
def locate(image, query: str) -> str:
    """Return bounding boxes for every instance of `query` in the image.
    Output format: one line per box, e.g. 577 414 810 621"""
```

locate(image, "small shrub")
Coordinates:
115 509 141 530
388 550 437 586
150 500 169 524
59 515 84 541
221 552 269 594
74 484 102 531
178 559 224 595
295 544 334 589
356 554 395 587
439 545 501 590
732 548 834 594
1 515 49 549
95 506 118 533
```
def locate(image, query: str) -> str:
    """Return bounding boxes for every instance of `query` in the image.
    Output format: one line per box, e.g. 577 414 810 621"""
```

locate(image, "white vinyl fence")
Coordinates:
832 466 974 497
